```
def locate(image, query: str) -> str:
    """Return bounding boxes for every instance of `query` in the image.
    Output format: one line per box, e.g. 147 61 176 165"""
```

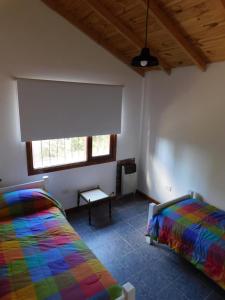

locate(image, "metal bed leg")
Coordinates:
146 235 154 245
109 198 112 221
88 201 91 225
77 192 80 207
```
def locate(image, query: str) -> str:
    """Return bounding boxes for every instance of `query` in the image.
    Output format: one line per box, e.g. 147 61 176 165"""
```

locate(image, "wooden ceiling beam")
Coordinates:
85 0 171 74
41 0 144 76
140 0 207 71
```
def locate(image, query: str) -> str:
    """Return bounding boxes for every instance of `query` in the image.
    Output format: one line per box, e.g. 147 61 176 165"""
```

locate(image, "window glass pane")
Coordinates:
42 140 51 167
32 141 42 169
32 137 87 169
92 135 110 157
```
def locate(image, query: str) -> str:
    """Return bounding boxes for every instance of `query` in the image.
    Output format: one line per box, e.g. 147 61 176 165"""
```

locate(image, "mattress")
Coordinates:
147 197 225 290
0 189 122 300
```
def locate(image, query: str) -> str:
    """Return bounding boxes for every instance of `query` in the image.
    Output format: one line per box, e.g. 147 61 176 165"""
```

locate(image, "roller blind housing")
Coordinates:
17 79 122 142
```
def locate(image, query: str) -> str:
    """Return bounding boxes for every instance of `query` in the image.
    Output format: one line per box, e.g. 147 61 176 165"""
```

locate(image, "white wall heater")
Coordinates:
121 166 137 195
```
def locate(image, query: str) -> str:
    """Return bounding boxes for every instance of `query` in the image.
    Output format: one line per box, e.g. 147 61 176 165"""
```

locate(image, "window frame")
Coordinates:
26 135 117 176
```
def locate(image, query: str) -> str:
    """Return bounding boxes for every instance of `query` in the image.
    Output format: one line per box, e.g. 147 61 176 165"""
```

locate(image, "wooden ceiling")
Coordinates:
42 0 225 76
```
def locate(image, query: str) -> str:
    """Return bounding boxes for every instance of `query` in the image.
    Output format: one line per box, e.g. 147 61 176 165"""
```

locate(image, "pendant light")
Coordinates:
131 0 159 68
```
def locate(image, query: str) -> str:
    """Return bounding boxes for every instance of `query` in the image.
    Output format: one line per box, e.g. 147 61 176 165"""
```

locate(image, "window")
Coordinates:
26 135 117 175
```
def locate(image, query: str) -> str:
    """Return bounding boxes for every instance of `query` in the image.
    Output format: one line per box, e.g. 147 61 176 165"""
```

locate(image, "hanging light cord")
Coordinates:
145 0 150 48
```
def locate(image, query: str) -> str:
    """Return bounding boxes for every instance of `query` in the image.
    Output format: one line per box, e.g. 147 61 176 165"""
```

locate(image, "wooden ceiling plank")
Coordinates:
41 0 144 76
221 0 225 9
85 0 171 74
140 0 207 71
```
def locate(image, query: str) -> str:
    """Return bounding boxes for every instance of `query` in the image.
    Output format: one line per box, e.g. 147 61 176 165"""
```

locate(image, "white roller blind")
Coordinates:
17 79 123 141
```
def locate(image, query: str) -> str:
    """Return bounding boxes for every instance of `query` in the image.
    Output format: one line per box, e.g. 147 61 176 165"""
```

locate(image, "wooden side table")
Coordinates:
77 186 114 225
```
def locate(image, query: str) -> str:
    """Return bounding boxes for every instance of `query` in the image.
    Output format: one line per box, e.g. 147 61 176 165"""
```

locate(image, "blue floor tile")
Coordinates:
91 236 133 260
118 228 146 249
155 285 188 300
129 267 172 300
126 211 148 230
172 271 212 300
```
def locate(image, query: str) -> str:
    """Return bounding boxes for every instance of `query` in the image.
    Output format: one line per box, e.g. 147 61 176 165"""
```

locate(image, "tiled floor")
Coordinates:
67 194 225 300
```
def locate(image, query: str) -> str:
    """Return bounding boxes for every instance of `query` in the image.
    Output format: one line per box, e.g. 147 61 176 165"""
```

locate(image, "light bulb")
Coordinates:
140 60 148 67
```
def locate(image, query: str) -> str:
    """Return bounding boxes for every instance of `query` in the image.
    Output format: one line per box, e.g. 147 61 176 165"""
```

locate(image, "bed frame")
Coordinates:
0 176 49 193
146 191 202 245
0 177 135 300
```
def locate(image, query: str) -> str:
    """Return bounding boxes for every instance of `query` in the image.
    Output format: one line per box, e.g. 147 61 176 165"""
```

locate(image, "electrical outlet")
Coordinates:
166 185 172 192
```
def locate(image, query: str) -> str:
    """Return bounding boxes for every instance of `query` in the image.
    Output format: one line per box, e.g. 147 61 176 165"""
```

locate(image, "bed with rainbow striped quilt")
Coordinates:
0 189 122 300
147 197 225 290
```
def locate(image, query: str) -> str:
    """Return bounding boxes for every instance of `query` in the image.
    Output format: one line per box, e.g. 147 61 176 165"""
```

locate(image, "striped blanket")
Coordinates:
147 198 225 290
0 189 122 300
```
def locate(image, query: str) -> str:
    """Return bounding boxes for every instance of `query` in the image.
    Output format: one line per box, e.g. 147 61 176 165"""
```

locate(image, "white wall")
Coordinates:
138 62 225 210
0 0 142 209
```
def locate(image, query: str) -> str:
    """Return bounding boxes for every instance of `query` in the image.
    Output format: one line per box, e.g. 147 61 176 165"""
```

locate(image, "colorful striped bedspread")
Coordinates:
0 189 122 300
147 197 225 290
